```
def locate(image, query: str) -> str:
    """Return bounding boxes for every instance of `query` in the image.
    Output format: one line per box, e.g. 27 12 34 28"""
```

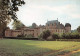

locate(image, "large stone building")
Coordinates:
5 20 71 37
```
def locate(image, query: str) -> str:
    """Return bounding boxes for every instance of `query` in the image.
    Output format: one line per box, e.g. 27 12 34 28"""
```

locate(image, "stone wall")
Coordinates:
5 29 39 38
65 27 71 33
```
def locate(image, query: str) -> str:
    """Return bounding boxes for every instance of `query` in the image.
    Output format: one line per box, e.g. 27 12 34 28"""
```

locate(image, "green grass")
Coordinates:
0 39 80 56
70 52 80 56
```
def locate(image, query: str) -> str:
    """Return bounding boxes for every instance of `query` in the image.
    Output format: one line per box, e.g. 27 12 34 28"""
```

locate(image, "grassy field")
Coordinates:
0 39 80 56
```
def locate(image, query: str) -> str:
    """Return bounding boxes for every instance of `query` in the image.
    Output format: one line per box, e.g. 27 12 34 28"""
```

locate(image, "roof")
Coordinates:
65 23 71 27
46 20 58 25
46 20 65 29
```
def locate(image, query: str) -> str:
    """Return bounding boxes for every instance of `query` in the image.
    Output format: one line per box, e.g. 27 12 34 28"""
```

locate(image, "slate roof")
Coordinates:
46 20 58 25
46 20 65 29
65 23 71 27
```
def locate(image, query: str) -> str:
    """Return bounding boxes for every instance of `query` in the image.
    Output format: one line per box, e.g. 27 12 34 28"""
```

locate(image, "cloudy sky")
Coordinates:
9 0 80 30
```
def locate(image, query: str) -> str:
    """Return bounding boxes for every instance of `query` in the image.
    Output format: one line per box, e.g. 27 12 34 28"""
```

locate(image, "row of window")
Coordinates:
47 24 56 26
50 29 65 33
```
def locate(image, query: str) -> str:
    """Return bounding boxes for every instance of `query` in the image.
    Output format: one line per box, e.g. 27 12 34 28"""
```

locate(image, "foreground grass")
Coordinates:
70 52 80 56
0 39 80 56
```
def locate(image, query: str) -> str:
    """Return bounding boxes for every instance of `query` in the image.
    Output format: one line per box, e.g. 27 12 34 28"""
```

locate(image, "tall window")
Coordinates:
56 30 57 32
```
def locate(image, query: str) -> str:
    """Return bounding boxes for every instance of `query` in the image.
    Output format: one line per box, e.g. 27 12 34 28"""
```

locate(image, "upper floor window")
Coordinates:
48 24 49 26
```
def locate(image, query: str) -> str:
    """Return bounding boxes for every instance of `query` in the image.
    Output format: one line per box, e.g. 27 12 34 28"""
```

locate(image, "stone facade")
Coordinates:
5 20 71 37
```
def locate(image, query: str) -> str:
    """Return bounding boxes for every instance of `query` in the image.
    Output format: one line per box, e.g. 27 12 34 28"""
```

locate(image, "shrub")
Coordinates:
62 33 71 39
25 34 34 38
38 33 44 40
17 34 25 37
17 34 34 38
62 33 80 39
52 33 59 40
70 33 80 39
39 30 51 40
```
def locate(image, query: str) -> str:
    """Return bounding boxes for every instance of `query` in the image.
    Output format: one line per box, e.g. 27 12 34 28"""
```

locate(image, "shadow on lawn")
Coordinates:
0 42 54 56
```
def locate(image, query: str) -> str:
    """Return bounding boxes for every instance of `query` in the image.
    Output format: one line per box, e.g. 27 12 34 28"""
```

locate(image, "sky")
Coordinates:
9 0 80 30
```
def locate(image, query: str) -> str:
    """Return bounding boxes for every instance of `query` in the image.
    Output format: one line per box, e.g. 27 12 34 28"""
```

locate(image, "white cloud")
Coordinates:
70 14 80 18
27 4 80 19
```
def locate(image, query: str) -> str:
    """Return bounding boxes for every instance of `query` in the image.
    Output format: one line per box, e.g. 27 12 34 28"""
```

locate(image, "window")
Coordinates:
33 33 34 36
48 24 49 26
56 30 57 32
58 30 59 32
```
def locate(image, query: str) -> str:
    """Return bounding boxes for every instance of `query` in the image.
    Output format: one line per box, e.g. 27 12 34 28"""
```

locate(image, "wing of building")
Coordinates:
5 20 71 38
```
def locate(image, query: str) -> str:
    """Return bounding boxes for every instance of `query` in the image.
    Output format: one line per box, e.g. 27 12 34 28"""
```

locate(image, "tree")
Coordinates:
52 33 59 40
77 26 80 33
0 0 25 37
12 20 25 30
32 23 37 28
2 0 25 20
39 30 51 40
0 0 25 23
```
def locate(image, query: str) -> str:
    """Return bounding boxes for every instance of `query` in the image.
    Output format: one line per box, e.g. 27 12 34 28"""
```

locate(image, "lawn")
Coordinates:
0 39 80 56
